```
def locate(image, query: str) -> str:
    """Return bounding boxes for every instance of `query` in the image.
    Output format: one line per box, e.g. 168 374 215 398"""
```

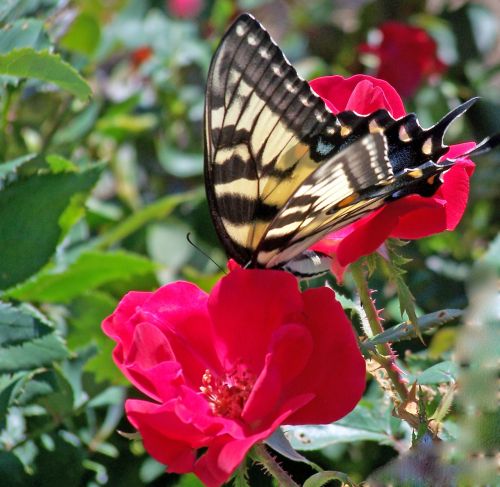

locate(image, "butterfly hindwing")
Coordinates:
256 133 393 268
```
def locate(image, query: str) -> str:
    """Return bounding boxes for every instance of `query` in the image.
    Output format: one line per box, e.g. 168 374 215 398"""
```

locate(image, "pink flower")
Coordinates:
102 268 365 486
167 0 203 19
359 22 447 98
310 75 475 281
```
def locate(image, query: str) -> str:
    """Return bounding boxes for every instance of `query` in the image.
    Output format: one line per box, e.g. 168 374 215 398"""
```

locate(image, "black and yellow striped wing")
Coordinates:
204 13 484 274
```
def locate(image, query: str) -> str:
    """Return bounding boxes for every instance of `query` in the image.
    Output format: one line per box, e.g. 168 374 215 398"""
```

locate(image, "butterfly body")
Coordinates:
204 13 494 276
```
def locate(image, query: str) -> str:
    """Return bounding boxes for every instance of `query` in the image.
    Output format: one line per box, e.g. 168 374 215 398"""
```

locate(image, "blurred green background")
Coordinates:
0 0 498 485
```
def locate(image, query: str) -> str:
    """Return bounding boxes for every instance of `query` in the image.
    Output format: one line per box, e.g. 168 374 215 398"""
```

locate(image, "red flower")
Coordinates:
167 0 203 19
359 22 447 98
310 75 475 281
102 268 365 486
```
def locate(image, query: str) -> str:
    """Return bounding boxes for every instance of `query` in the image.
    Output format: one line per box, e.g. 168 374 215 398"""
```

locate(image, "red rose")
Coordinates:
103 268 365 486
310 75 475 281
359 22 447 98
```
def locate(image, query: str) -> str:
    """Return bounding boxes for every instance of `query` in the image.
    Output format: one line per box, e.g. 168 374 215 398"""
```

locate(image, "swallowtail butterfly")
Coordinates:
204 13 497 277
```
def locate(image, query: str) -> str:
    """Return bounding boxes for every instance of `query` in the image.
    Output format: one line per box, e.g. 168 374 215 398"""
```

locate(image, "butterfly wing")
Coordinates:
205 13 347 266
256 133 393 268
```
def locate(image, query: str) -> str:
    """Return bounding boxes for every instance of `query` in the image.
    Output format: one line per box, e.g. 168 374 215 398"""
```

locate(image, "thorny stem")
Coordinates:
351 260 409 402
250 443 299 487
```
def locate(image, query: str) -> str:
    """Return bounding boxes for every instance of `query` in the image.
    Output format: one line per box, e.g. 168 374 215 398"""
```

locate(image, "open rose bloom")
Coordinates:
310 75 475 281
103 268 365 486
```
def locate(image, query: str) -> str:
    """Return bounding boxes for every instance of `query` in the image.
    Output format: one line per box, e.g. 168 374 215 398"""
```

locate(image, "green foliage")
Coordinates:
0 48 91 99
0 164 103 289
0 0 498 486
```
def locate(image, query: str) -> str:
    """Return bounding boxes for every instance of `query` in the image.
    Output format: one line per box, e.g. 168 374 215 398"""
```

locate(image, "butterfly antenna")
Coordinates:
186 233 226 274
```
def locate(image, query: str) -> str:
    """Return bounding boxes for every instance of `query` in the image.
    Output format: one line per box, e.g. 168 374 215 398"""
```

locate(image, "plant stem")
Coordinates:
0 85 14 160
250 443 299 487
351 260 408 401
95 189 203 249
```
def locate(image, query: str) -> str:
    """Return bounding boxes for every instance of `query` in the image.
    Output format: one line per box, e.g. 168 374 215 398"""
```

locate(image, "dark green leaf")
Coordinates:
0 452 28 487
0 164 103 289
0 48 92 100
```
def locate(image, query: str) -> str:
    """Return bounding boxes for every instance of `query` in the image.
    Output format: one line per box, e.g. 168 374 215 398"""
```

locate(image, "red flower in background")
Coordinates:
310 75 475 281
103 268 365 486
167 0 203 19
359 22 447 98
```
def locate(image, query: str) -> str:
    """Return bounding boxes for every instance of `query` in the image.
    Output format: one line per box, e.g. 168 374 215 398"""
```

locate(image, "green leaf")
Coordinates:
7 250 155 303
0 48 92 100
304 471 358 487
266 428 320 469
380 243 420 335
285 400 405 451
59 12 101 56
0 18 50 53
0 302 68 372
0 164 103 289
0 301 53 345
67 291 125 384
414 361 459 385
18 369 74 416
0 154 35 180
362 309 463 351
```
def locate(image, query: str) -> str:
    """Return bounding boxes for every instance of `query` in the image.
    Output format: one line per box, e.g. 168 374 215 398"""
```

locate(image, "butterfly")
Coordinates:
204 13 498 277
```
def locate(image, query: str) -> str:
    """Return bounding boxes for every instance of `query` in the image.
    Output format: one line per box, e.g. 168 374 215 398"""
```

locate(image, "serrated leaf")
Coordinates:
0 164 103 289
0 47 91 100
0 154 35 180
0 301 53 345
0 301 68 372
0 331 68 372
7 250 156 302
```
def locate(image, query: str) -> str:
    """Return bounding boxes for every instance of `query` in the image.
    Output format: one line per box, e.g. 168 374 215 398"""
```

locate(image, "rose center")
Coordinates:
200 365 255 419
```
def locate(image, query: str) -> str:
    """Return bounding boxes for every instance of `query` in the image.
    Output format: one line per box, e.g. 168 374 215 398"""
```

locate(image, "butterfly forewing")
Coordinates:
205 14 348 266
